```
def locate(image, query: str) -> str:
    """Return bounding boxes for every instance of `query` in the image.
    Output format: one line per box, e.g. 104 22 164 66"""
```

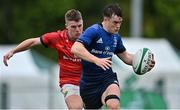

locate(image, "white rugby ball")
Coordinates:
132 48 153 75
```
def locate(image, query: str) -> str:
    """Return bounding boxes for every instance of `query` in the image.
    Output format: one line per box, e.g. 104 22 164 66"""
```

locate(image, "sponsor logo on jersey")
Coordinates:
63 55 81 62
105 46 110 51
91 49 113 56
113 37 117 47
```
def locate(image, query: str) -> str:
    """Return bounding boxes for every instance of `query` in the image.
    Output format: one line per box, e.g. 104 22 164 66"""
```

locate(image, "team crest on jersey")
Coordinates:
96 38 103 44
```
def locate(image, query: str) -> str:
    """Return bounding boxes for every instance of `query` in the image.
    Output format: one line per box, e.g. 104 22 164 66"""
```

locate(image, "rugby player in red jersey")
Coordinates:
3 9 83 109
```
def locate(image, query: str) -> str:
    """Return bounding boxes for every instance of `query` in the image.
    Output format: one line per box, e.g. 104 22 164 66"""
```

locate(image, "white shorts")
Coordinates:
61 84 80 99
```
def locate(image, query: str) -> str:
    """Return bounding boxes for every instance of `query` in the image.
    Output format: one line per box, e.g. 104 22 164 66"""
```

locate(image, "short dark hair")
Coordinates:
65 9 82 22
103 3 122 17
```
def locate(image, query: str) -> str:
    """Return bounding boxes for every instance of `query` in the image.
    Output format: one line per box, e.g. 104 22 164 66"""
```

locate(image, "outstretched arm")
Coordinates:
117 51 155 71
117 51 134 66
71 42 112 70
3 37 41 66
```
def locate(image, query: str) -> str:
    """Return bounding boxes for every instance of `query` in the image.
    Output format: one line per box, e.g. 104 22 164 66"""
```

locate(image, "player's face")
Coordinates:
107 15 123 34
66 19 83 41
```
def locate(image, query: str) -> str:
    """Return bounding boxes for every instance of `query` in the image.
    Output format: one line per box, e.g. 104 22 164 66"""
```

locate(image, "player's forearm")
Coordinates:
12 38 40 54
71 42 98 63
117 51 133 65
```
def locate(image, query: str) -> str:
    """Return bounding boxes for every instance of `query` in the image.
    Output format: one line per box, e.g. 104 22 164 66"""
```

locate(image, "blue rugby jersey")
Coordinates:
77 23 126 77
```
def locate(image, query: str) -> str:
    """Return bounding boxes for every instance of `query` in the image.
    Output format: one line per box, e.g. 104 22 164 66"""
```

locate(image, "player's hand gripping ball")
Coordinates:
132 48 154 75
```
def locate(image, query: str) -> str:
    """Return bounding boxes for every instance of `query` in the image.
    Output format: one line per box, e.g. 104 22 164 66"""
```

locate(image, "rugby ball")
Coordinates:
132 48 153 75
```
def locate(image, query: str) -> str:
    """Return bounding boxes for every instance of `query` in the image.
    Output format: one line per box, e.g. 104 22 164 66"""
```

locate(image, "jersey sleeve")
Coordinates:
76 26 97 46
40 32 60 48
114 35 126 54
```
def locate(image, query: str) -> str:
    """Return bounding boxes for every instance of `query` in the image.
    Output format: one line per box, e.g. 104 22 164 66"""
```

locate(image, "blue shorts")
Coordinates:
80 73 119 109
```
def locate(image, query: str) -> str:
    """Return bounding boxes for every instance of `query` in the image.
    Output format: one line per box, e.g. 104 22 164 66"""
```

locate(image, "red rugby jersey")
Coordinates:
40 29 82 87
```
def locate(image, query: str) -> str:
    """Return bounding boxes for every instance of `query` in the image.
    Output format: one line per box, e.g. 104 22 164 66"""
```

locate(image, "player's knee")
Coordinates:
69 103 83 109
75 102 84 109
74 105 83 109
106 101 120 109
66 100 83 109
105 95 120 109
78 100 84 108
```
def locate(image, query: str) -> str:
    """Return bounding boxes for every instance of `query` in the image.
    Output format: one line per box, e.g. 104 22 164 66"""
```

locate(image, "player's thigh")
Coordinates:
65 94 83 108
101 83 120 104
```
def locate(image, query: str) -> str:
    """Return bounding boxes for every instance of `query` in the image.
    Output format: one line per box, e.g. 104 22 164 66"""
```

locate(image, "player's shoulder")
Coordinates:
42 29 67 41
44 31 59 38
86 23 102 34
90 23 102 30
56 29 68 39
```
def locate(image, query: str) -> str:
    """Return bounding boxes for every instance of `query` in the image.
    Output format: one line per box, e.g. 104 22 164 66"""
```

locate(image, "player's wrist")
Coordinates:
10 49 17 56
92 57 99 64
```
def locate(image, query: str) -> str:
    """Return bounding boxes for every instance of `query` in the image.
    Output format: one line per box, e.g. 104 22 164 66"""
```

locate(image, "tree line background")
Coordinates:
0 0 179 61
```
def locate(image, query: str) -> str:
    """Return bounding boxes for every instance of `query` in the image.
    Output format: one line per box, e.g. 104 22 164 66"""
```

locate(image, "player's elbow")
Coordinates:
27 38 41 47
71 42 85 58
71 42 78 55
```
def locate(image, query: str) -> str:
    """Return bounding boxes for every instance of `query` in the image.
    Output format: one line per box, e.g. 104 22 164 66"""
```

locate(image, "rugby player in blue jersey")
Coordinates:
71 3 155 109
